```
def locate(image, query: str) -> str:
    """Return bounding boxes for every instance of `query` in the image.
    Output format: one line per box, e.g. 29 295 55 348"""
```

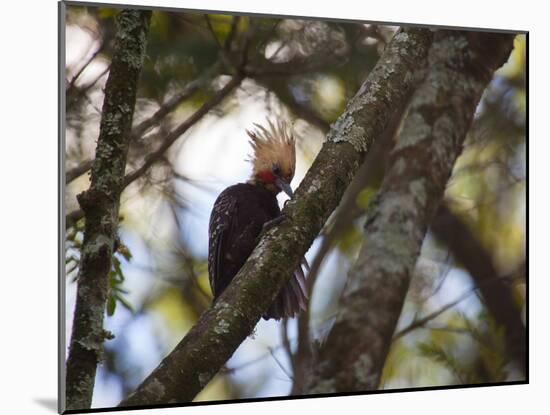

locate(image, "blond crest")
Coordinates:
246 119 296 182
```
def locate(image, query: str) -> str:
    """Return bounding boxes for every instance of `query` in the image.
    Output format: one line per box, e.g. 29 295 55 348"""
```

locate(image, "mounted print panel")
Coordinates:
60 1 527 413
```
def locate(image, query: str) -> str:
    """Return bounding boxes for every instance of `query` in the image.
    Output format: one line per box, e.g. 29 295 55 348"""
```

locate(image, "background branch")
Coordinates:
65 73 243 226
66 61 222 185
66 34 110 94
431 203 526 375
303 30 514 395
394 273 523 340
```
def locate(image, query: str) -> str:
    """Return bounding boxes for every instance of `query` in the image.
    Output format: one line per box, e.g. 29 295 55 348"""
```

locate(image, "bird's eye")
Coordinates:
272 165 281 175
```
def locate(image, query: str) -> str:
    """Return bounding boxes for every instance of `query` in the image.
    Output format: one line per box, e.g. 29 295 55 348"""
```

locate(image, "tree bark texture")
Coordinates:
291 84 415 394
65 9 151 411
431 203 526 376
303 30 514 394
118 28 433 407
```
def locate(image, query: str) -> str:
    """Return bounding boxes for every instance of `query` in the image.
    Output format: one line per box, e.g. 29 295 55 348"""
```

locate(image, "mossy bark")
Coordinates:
119 28 433 407
65 9 151 411
303 31 514 394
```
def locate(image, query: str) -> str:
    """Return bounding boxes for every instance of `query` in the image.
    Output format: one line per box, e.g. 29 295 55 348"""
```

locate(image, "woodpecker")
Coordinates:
208 119 308 320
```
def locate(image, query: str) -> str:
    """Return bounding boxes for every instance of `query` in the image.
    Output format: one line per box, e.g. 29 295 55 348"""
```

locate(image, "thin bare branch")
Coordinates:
281 318 296 375
122 74 243 187
224 16 241 52
66 74 244 227
204 14 224 50
66 62 222 185
67 36 109 93
67 65 110 108
66 160 94 184
394 273 524 340
431 203 526 375
268 347 293 381
394 286 479 340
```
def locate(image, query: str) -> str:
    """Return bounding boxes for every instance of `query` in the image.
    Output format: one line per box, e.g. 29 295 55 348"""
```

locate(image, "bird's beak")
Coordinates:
275 177 294 198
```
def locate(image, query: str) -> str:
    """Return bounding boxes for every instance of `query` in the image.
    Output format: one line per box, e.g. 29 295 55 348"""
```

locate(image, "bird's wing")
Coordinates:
208 191 237 298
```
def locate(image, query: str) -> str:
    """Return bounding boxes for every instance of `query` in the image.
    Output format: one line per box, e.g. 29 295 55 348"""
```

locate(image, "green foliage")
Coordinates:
445 35 526 274
65 221 84 282
106 246 134 317
138 12 221 101
66 219 135 317
418 340 472 384
462 310 509 381
97 7 118 19
336 225 362 256
356 186 377 210
416 310 510 384
204 14 234 43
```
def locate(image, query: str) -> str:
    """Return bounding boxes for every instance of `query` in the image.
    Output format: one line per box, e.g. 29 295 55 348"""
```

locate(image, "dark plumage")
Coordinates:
208 183 278 299
207 120 308 320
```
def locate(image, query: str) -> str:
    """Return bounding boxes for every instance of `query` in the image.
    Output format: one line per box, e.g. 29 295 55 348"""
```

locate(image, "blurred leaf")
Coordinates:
196 268 213 298
312 75 346 121
205 14 233 43
104 251 134 316
417 340 468 383
106 294 116 316
150 10 169 40
337 225 362 256
118 244 133 261
497 35 526 80
97 7 118 19
115 292 135 313
356 186 377 209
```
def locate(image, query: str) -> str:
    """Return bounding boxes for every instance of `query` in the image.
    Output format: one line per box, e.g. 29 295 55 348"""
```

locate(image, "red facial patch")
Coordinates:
257 170 276 183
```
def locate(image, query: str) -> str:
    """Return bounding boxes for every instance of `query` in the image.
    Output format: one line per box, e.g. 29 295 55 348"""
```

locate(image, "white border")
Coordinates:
2 0 543 414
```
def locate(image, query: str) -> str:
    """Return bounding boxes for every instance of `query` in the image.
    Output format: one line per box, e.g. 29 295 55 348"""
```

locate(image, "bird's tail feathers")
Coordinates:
263 259 308 320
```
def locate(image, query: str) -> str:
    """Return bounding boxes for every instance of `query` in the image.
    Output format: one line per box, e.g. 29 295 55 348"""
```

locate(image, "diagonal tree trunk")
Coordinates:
303 30 514 394
118 28 433 407
64 9 151 411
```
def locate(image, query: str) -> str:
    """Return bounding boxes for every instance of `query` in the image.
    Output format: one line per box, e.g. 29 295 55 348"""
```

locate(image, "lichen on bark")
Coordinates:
65 9 151 412
328 29 429 154
118 27 433 408
303 30 514 395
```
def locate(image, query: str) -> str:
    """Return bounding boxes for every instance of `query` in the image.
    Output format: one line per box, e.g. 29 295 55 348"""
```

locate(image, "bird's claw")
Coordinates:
255 215 287 245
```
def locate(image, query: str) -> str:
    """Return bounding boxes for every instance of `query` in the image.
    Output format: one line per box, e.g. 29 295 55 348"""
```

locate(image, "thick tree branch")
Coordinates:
431 203 526 375
64 10 151 411
303 31 514 394
118 28 433 407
